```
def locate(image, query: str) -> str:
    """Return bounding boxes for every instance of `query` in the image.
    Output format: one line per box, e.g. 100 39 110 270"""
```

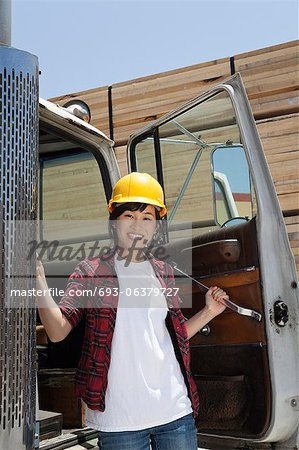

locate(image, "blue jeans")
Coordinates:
97 413 198 450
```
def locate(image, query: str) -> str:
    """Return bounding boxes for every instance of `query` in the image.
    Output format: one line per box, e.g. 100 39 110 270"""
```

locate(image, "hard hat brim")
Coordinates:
108 197 167 217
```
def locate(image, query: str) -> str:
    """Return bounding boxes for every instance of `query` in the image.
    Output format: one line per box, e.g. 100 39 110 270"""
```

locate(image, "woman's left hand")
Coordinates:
205 286 228 317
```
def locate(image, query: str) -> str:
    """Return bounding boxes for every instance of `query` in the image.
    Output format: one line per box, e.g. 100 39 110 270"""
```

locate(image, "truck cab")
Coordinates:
32 74 299 449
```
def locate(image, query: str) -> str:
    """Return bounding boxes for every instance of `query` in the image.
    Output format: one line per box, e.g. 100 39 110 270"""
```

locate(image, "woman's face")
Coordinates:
114 204 157 254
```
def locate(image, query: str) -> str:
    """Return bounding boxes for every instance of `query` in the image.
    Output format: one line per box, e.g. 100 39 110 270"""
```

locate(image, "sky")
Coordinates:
12 0 298 99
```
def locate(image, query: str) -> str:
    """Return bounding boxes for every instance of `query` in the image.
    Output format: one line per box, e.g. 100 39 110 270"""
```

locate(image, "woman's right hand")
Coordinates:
36 254 48 291
35 254 73 342
205 286 228 317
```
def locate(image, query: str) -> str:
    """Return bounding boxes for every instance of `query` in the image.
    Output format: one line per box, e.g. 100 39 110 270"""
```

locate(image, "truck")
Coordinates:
0 2 298 449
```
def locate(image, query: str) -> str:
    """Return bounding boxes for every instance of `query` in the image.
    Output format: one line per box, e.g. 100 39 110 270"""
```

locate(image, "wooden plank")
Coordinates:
236 52 298 82
267 152 298 164
113 56 230 87
250 90 299 119
244 73 298 100
234 40 298 68
235 40 299 118
257 114 299 214
276 193 299 213
285 215 299 225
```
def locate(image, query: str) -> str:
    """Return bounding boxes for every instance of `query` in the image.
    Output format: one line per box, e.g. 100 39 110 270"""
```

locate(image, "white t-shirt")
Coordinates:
85 253 192 432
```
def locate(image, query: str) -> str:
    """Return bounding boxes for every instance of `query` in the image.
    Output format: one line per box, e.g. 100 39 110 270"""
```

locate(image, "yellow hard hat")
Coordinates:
107 172 167 218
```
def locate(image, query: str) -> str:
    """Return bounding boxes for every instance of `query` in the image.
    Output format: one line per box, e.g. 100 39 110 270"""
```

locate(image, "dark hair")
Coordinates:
108 202 165 247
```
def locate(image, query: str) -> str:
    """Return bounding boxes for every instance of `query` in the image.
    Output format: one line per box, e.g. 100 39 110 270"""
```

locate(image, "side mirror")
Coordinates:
211 145 253 226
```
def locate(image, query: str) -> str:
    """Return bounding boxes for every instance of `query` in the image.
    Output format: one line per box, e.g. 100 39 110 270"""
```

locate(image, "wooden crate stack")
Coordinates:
50 40 299 275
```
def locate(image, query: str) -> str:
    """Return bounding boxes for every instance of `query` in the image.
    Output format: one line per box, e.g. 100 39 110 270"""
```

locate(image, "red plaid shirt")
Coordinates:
58 247 200 419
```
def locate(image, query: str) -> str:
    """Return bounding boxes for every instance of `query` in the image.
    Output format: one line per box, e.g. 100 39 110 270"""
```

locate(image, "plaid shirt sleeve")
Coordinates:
58 260 90 328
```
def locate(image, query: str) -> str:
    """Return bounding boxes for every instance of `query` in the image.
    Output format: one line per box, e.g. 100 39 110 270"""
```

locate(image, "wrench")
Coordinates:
170 261 262 322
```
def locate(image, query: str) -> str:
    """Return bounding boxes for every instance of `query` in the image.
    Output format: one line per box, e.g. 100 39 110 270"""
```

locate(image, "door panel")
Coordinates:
128 74 299 445
183 239 242 268
165 219 258 276
164 219 265 344
192 345 271 437
164 217 269 436
181 268 265 345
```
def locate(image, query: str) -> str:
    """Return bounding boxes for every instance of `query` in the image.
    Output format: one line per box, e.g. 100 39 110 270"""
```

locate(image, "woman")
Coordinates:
37 172 229 450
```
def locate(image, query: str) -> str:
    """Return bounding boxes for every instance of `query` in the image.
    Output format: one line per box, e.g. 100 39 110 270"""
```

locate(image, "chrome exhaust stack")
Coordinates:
0 0 11 46
0 0 39 448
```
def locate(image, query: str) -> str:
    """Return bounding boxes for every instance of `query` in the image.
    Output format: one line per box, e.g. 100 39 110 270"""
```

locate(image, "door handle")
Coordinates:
182 315 211 336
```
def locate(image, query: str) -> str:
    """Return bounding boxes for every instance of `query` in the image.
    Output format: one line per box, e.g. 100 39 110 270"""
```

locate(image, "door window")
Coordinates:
212 144 254 226
39 150 112 256
132 90 255 239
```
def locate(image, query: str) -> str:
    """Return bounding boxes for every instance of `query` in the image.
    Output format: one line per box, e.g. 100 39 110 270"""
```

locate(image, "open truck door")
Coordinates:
127 73 299 449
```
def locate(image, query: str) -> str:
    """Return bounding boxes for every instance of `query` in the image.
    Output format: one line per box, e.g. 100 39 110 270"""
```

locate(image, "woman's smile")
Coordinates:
127 232 144 241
